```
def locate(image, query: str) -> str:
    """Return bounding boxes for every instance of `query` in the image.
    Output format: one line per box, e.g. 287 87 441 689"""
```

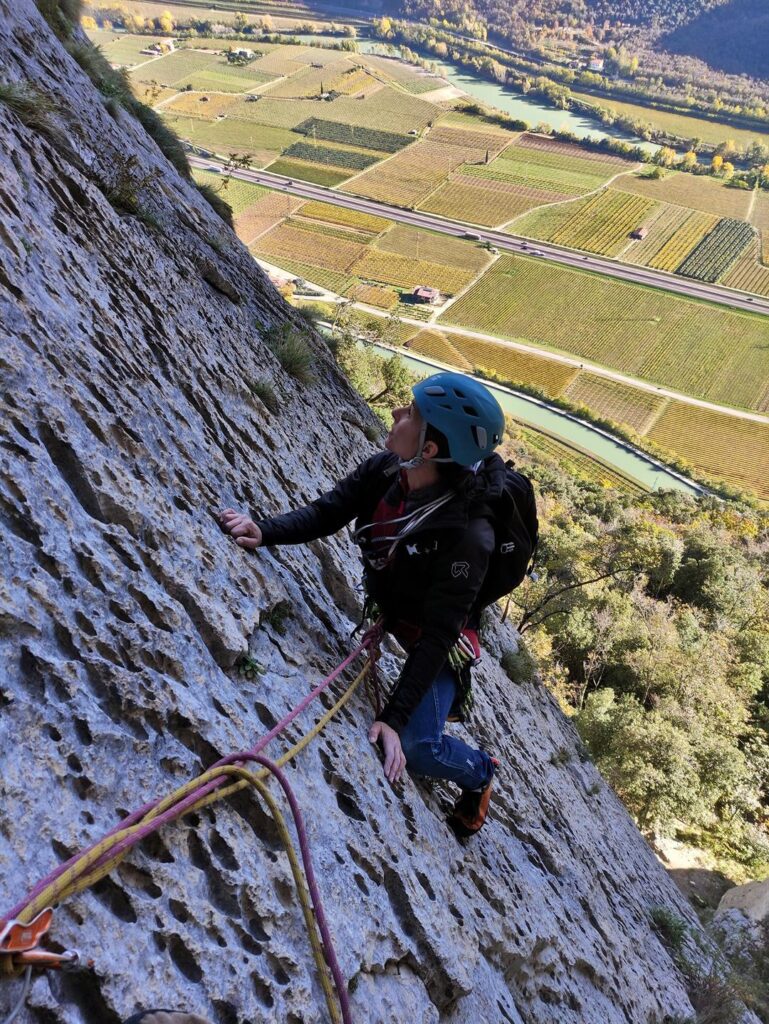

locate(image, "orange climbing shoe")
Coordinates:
448 758 499 838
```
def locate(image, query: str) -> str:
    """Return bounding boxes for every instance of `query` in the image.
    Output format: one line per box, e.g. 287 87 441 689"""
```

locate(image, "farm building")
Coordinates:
631 225 650 240
412 285 441 304
140 39 175 55
234 48 256 59
588 57 605 72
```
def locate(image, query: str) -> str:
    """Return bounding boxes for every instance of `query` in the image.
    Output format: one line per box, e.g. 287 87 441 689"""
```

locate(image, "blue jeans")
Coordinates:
398 664 493 791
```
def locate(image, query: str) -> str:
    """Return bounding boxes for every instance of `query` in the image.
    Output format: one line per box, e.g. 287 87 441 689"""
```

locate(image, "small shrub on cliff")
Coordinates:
36 0 82 39
0 81 60 138
264 325 316 385
250 379 279 414
197 183 234 227
501 645 536 684
650 906 688 953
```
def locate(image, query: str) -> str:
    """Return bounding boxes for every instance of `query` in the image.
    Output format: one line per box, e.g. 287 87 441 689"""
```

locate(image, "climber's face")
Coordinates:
386 402 424 461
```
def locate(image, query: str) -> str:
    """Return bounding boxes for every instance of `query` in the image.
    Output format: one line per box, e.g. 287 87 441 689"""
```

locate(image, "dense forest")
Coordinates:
326 322 769 881
663 0 769 79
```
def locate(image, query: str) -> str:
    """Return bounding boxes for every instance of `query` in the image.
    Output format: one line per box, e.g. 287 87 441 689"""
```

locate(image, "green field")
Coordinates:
548 189 658 256
518 426 648 494
162 115 299 163
265 157 353 185
563 373 667 433
440 255 769 412
570 90 769 151
191 168 267 216
615 170 753 220
375 224 491 273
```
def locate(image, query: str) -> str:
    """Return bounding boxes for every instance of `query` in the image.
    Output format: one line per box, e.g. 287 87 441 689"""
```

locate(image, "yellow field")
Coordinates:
615 170 753 220
428 332 580 396
163 92 239 119
254 222 367 272
519 427 647 494
549 189 658 257
261 60 351 98
646 211 720 272
347 283 399 309
351 250 473 294
563 373 668 433
407 330 473 370
344 141 473 207
297 200 392 235
233 192 304 245
419 179 539 226
375 224 491 273
621 205 692 266
722 240 769 296
752 192 769 263
191 169 267 217
648 402 769 498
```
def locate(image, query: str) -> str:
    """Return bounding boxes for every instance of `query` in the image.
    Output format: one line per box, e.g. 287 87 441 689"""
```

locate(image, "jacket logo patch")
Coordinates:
500 541 516 554
406 543 419 555
452 561 470 579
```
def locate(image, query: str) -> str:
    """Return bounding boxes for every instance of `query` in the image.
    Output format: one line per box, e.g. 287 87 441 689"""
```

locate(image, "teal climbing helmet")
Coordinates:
412 372 505 467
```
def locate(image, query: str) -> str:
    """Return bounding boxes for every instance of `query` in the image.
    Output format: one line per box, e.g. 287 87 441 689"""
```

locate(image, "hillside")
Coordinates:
662 0 769 79
0 2 761 1023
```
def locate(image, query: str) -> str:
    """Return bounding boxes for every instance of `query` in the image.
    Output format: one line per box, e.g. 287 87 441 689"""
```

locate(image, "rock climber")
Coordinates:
219 371 507 837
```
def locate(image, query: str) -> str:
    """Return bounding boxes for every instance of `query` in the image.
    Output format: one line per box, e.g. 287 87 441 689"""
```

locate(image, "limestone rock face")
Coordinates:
0 5 746 1023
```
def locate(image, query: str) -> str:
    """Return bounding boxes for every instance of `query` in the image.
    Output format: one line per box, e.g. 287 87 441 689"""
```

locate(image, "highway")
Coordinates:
190 157 769 318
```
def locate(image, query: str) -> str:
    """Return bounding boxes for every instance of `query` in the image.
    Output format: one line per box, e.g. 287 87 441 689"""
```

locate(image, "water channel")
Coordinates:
370 343 703 495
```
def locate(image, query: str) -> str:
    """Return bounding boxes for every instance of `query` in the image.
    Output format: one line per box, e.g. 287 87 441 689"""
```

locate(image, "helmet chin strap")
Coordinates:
397 420 428 470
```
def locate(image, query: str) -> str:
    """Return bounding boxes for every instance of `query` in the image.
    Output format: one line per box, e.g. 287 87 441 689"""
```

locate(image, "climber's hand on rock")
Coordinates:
369 721 406 784
218 509 262 550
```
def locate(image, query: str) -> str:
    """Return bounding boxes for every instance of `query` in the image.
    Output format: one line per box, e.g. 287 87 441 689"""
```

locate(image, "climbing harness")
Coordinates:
0 623 383 1024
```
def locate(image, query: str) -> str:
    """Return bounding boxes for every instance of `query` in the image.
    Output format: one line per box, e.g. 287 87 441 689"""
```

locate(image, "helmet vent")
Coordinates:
473 425 488 448
463 404 478 417
424 385 446 396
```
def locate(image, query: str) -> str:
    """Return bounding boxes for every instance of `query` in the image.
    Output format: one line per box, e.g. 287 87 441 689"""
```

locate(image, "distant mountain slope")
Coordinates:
661 0 769 78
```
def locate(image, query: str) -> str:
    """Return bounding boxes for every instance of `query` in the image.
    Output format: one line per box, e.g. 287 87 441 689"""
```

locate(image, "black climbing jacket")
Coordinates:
254 451 508 734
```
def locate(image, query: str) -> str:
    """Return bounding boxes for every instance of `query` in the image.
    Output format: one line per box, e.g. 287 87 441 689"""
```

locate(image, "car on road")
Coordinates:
463 231 481 240
207 164 221 173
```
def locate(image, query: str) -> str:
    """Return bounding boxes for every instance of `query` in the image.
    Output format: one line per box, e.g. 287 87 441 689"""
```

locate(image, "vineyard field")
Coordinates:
346 284 400 309
515 132 634 167
177 67 274 92
233 192 303 245
252 255 357 295
375 224 491 273
676 218 755 282
549 190 658 257
621 205 692 266
407 330 474 370
427 123 517 156
224 98 331 129
440 255 769 411
191 169 267 217
563 374 667 433
283 142 380 170
260 61 351 98
437 333 580 396
163 92 240 119
344 141 471 207
254 222 367 272
295 118 411 153
751 192 769 263
265 158 351 186
615 170 754 219
284 218 373 244
296 200 392 234
646 211 719 272
420 180 539 226
90 31 170 68
722 241 769 296
351 250 473 294
161 115 298 163
648 403 769 498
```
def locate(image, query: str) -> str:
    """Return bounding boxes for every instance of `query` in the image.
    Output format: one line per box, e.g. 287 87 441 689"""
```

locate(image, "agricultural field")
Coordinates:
615 170 754 220
282 141 379 170
234 192 304 245
294 118 411 154
87 30 170 68
407 330 473 370
296 200 392 235
420 180 541 226
374 224 492 274
347 284 400 309
262 157 351 186
648 403 769 499
161 114 299 165
461 142 625 199
351 250 474 295
562 374 667 434
344 141 473 208
676 218 755 283
162 92 240 119
722 242 769 297
259 61 352 98
548 189 658 257
645 211 720 272
355 52 445 93
191 168 268 217
252 254 357 295
621 205 694 267
568 90 769 152
440 255 769 411
284 217 372 245
254 221 367 272
518 427 648 494
752 192 769 263
426 123 517 159
411 331 581 395
222 97 333 130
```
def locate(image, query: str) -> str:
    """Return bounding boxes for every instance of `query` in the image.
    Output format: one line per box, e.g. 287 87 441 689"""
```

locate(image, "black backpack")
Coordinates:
476 461 539 609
